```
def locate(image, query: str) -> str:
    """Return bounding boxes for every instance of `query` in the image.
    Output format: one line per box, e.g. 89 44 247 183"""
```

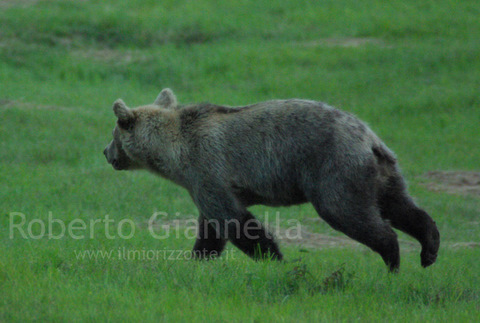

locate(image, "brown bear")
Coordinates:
104 88 440 272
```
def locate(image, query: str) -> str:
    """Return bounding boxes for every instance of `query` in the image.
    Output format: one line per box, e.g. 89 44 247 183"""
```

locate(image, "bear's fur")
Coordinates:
104 88 440 272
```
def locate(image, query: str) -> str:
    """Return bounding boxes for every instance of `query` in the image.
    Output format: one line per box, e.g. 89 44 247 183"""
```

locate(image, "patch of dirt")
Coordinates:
421 171 480 197
275 226 357 248
0 0 88 8
0 0 39 8
71 48 151 64
0 100 74 112
295 37 389 48
449 242 480 249
0 99 14 106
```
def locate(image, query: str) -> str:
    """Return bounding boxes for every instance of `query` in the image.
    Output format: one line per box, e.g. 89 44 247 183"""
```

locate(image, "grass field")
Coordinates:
1 0 480 321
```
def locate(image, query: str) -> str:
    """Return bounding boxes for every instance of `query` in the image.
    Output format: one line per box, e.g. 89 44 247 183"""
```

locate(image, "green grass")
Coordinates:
1 0 479 321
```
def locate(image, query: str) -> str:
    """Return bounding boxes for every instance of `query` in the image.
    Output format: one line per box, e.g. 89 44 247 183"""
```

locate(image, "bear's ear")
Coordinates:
154 88 177 109
113 99 135 130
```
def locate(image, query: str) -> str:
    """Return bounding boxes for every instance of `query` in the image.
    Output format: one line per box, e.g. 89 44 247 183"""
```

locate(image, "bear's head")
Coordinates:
103 88 177 170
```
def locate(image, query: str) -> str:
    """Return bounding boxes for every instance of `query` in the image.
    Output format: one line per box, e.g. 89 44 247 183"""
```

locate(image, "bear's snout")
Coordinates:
103 140 132 170
103 146 111 163
103 143 114 165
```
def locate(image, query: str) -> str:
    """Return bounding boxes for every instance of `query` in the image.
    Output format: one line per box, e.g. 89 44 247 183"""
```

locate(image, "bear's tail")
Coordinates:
372 143 396 166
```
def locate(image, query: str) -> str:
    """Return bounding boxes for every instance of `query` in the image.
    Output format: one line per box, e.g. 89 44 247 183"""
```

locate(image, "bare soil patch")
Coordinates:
421 171 480 197
295 37 389 48
449 242 480 249
275 226 356 249
71 48 150 64
0 0 88 8
0 100 74 112
0 0 39 8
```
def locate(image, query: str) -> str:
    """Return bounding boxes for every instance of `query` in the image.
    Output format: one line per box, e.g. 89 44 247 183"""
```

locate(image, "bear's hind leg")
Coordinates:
379 176 440 268
308 189 400 272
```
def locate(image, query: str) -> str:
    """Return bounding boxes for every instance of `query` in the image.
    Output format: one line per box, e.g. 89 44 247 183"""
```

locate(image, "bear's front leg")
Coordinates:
193 184 283 261
227 211 283 261
192 214 227 259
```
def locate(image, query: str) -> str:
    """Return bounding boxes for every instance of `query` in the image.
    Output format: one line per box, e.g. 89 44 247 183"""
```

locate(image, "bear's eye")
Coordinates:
117 119 135 132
